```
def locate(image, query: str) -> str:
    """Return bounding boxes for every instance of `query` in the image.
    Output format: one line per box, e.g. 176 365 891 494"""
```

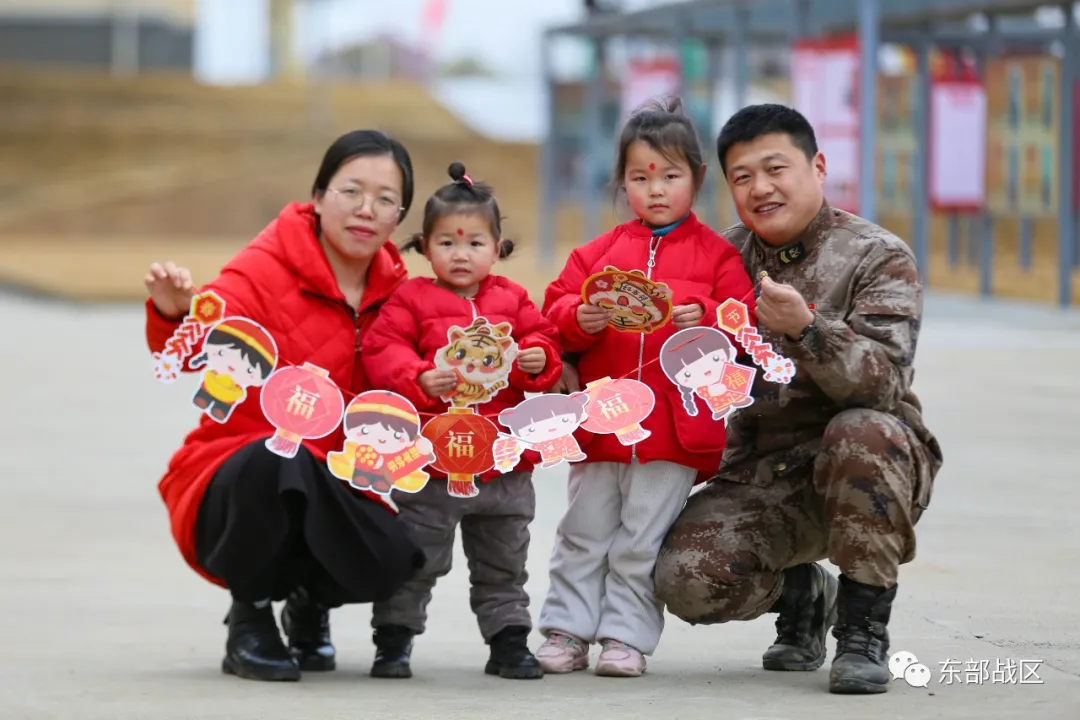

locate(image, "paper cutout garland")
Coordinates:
659 327 756 424
433 317 518 408
154 293 796 498
581 266 673 333
328 391 436 497
716 299 796 383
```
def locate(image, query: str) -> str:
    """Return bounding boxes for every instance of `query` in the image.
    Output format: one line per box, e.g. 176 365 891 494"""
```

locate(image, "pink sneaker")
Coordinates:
535 632 589 673
595 639 646 677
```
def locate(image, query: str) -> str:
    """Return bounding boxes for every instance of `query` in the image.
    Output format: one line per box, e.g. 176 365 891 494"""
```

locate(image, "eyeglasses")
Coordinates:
328 187 403 223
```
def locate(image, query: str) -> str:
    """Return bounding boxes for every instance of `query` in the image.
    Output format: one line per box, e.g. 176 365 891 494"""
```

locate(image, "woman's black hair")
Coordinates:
612 96 706 201
400 161 514 258
311 129 414 234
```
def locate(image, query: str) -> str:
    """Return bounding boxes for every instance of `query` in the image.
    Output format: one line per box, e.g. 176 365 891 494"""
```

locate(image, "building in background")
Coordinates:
0 0 196 72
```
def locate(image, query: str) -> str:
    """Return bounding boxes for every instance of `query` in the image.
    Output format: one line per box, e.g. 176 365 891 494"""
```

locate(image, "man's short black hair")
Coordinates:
716 103 819 174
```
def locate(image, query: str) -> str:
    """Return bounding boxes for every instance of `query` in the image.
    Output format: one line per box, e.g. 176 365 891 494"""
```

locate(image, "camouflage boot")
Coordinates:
828 575 897 694
762 563 839 671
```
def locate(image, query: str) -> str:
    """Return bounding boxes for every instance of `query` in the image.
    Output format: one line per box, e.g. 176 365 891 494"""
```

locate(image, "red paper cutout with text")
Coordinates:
579 377 655 446
260 362 345 458
716 299 795 384
152 290 226 383
421 407 500 498
328 391 436 497
581 266 673 333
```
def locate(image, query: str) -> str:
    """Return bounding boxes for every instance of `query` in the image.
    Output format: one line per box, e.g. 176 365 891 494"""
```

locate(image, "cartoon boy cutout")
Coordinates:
495 393 590 471
659 326 756 422
188 317 278 423
327 391 436 496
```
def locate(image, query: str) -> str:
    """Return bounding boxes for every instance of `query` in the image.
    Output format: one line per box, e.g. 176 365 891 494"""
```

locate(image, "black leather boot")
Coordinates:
280 587 335 671
370 625 415 678
762 563 839 671
221 600 300 681
485 626 544 679
828 575 897 694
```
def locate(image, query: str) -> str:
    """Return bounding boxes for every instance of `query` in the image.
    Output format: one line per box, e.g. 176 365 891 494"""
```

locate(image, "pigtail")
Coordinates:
400 232 425 254
498 237 515 259
680 387 698 416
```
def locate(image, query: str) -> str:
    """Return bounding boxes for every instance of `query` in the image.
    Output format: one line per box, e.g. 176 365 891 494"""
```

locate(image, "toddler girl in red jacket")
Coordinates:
535 98 756 677
361 162 562 681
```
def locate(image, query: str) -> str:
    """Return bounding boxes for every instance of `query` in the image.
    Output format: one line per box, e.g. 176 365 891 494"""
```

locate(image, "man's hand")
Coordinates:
516 347 547 374
671 303 704 329
756 277 814 339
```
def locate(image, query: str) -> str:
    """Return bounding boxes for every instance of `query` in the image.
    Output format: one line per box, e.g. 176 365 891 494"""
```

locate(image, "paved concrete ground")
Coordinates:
1 289 1078 719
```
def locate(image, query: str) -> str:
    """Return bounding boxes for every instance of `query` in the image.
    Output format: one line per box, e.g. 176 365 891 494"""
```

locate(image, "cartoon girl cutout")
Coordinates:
327 391 436 496
659 326 756 422
188 317 278 423
495 393 590 470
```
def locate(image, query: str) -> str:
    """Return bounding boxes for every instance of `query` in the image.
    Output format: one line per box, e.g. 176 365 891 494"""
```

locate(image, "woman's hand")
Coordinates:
145 261 195 319
418 369 457 398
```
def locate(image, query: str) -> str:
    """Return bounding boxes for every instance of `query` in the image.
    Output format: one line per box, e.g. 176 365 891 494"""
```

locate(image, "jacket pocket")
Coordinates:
664 387 727 454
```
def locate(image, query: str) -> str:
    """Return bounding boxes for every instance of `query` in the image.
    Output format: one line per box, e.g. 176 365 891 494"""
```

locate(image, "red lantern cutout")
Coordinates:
421 407 499 498
579 377 655 446
260 362 345 458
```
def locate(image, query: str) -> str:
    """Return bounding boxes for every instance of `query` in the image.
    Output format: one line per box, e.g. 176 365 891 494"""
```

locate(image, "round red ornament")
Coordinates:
420 407 499 497
260 362 345 458
579 376 655 446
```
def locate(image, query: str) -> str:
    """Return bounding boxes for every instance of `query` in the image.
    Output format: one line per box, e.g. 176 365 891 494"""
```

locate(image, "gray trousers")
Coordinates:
371 472 535 642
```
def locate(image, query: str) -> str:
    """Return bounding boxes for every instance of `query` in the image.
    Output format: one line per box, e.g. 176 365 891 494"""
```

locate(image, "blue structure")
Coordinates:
540 0 1078 307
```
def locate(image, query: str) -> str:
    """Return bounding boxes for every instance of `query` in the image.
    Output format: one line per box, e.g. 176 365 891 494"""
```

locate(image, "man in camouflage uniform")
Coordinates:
652 103 943 694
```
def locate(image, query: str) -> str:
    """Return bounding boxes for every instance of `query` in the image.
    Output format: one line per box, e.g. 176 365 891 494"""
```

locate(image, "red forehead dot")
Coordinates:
456 228 464 235
649 163 655 170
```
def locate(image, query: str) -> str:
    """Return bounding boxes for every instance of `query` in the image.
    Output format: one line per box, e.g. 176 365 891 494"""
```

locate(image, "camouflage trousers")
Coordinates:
654 408 937 625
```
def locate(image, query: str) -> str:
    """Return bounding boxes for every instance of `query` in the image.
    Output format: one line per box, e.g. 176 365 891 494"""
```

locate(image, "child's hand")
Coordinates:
415 436 434 456
516 347 547 375
418 369 457 398
671 303 704 329
145 261 196 319
576 303 611 334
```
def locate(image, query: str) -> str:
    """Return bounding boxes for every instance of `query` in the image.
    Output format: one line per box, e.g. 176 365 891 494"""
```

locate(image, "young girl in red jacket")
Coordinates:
360 162 563 680
535 98 756 677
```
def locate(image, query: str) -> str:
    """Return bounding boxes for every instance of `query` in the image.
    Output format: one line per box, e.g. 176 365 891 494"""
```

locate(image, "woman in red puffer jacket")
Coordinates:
143 130 425 683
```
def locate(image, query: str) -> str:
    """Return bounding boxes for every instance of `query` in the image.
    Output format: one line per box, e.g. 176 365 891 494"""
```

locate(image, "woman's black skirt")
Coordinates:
194 439 425 607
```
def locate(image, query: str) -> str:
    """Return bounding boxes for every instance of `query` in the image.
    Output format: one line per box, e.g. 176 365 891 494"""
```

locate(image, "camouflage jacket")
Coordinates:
718 202 943 484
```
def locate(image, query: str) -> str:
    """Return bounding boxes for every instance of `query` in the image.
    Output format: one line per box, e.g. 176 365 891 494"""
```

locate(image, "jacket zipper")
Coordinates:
632 234 662 463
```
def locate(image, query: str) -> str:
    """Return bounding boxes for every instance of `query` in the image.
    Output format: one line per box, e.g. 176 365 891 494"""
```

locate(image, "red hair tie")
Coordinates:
462 173 473 185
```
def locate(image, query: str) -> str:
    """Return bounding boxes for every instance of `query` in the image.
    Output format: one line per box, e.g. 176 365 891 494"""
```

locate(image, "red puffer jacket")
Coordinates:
361 275 563 480
145 202 407 587
542 212 756 476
